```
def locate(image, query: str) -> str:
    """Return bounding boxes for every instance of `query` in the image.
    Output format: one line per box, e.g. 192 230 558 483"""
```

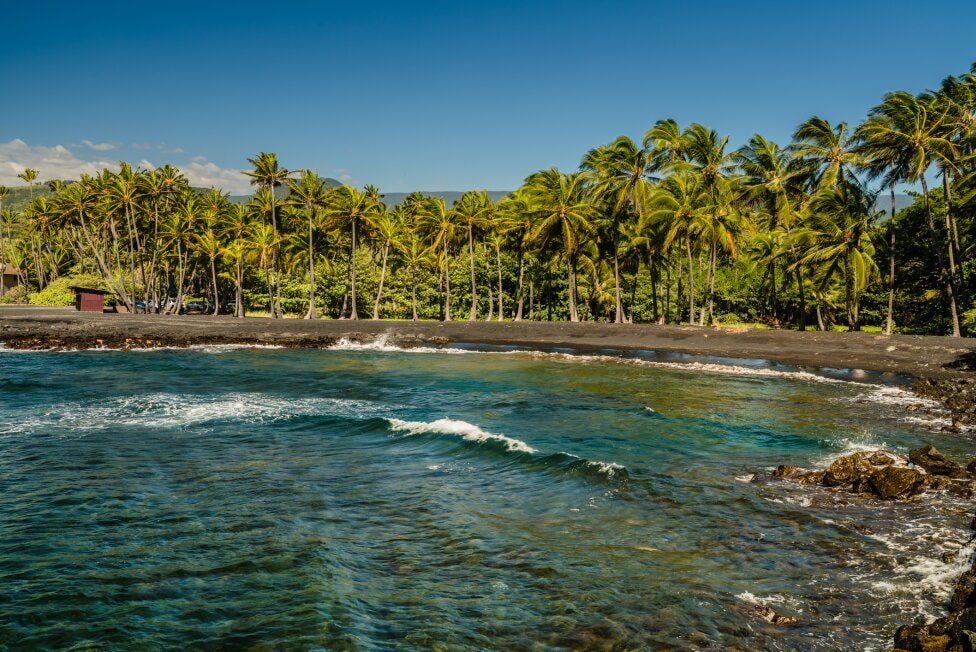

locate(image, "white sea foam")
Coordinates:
0 393 388 437
386 417 537 453
328 335 466 354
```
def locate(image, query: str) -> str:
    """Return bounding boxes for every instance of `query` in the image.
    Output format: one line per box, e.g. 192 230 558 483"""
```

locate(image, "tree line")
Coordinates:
1 62 974 335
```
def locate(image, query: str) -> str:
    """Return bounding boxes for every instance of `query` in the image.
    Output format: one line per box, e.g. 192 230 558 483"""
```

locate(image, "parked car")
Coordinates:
184 301 213 315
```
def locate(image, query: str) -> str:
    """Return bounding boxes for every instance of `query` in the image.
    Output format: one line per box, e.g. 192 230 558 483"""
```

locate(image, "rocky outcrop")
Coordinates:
910 445 967 478
893 567 976 651
762 445 976 501
911 378 976 430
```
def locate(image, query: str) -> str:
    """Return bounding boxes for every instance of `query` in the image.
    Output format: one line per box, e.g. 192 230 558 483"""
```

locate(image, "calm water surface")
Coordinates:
0 344 973 650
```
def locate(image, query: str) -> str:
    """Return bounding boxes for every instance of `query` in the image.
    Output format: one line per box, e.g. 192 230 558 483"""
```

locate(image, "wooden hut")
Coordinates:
69 286 110 312
0 263 22 295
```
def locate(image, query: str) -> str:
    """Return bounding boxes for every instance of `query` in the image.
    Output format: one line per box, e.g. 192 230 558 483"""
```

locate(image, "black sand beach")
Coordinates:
2 306 975 380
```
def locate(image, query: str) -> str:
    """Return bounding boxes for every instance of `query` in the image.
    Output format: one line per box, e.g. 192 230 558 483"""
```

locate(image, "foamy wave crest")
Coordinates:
846 385 960 432
1 393 388 437
132 344 286 353
386 417 537 453
504 350 849 384
329 335 465 354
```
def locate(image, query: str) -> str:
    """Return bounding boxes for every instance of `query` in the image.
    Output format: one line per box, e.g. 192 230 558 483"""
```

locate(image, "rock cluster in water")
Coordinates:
758 445 976 501
911 378 976 431
757 445 976 649
894 568 976 651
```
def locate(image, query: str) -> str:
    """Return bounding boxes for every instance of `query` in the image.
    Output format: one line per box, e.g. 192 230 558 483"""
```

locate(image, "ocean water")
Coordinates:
1 343 973 650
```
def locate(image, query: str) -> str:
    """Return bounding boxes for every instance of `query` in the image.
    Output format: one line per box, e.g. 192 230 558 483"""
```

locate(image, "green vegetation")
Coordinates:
3 63 976 335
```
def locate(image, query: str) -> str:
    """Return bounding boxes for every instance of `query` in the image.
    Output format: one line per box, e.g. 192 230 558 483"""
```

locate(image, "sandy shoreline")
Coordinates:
2 306 975 380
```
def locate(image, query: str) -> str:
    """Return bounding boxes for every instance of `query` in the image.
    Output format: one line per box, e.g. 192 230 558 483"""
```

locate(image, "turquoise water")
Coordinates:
1 344 973 650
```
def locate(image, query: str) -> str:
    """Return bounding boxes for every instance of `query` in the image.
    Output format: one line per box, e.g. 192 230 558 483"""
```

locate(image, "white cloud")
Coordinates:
0 139 252 195
177 158 251 194
0 138 116 184
80 139 116 152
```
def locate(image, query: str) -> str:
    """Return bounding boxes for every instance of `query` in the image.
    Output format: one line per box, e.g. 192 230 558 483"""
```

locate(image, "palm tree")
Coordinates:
683 124 737 325
854 117 911 336
495 189 535 321
0 186 7 296
735 134 808 326
581 136 654 322
396 224 432 321
795 185 878 330
791 117 863 191
418 197 457 321
647 173 710 325
859 91 961 336
371 207 400 319
325 185 382 320
452 191 493 320
17 168 39 199
287 170 328 319
525 168 595 322
243 152 290 317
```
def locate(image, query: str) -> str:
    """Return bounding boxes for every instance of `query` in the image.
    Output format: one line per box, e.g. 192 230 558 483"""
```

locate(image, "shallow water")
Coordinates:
0 345 972 650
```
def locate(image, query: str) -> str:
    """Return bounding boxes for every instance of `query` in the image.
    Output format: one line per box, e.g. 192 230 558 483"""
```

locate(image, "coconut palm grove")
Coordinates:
2 62 975 336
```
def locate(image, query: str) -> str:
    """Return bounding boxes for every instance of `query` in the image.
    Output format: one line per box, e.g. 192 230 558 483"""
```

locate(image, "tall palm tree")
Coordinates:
791 117 863 191
451 191 493 320
243 152 290 317
683 124 737 325
287 170 328 319
495 189 535 321
418 197 456 321
735 134 808 326
371 207 400 319
854 116 911 336
0 186 7 296
646 173 709 324
795 185 878 330
17 168 39 199
581 136 654 323
859 91 961 336
526 168 595 322
325 185 382 320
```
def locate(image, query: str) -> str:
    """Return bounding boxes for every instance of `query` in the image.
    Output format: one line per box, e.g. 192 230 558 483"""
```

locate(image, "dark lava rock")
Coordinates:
911 445 966 478
951 570 976 613
867 450 895 466
772 464 801 478
868 466 925 500
744 605 798 626
823 452 875 488
968 460 976 476
796 471 825 486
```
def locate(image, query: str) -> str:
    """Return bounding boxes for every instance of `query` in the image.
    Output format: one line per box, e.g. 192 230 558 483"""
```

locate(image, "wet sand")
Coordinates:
2 306 975 380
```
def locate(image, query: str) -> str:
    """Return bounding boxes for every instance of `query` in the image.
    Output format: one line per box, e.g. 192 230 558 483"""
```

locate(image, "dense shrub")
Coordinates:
28 274 106 306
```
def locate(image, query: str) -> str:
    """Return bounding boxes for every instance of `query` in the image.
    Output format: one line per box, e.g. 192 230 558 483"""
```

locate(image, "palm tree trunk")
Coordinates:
920 176 960 336
528 279 534 320
305 212 318 319
885 179 896 336
707 242 717 325
685 235 695 325
236 256 245 318
349 218 359 320
942 172 957 276
468 226 477 321
443 236 452 321
795 268 807 331
373 241 389 320
613 229 623 324
210 256 219 316
568 255 579 322
514 244 525 321
496 245 504 321
816 302 826 331
411 265 418 321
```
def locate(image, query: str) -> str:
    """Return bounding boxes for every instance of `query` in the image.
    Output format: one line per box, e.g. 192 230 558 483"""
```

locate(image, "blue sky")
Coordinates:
1 0 972 194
